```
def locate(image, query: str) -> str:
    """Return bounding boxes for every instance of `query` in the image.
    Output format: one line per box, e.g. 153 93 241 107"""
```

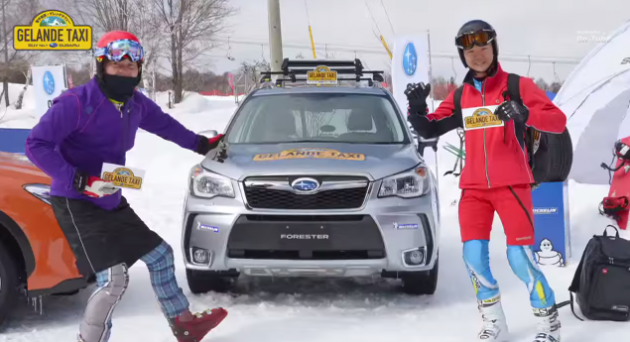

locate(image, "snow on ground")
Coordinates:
0 89 628 342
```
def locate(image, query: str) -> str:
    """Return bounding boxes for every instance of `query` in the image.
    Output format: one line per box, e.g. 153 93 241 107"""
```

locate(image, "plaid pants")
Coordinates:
84 241 189 342
140 241 190 318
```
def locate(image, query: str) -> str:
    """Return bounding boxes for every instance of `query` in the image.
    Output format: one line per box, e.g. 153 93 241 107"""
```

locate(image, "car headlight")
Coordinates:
189 165 235 199
23 184 52 205
378 166 430 198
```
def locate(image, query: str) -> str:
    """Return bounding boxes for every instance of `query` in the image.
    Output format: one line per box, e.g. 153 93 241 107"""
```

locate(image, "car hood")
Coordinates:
0 152 50 183
200 143 422 180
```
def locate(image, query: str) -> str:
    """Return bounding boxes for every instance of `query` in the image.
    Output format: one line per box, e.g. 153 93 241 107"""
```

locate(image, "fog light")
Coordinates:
403 248 425 266
191 247 211 265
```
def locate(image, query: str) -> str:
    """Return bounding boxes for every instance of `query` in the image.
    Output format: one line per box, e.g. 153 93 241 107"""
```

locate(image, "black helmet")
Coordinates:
455 20 498 69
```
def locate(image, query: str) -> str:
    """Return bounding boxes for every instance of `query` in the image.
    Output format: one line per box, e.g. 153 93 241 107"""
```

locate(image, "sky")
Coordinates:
209 0 630 82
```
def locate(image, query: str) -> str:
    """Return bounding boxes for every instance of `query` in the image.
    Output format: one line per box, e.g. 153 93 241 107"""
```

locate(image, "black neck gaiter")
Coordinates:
100 74 139 102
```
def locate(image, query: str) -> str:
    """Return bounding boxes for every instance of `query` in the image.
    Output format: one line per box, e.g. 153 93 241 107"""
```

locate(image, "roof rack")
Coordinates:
259 58 385 88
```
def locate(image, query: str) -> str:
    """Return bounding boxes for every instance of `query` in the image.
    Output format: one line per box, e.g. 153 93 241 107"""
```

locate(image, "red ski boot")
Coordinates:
170 308 228 342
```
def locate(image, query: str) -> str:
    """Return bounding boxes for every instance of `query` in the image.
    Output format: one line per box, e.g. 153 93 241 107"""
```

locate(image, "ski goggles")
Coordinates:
95 39 144 63
455 30 496 50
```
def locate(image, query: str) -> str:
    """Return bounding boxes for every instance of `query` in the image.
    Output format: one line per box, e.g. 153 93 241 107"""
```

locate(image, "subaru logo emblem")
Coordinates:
403 42 418 76
43 70 55 95
291 177 320 192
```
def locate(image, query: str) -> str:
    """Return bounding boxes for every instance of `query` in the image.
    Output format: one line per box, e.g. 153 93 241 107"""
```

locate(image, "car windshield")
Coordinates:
225 93 408 144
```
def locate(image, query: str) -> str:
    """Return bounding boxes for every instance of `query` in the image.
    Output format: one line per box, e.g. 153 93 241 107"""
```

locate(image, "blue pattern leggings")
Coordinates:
78 241 190 342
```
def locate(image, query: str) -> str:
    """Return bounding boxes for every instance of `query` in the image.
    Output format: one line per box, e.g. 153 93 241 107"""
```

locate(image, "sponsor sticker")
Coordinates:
253 148 365 161
101 163 145 190
533 208 558 214
394 223 419 230
197 223 219 232
307 65 338 84
462 105 503 131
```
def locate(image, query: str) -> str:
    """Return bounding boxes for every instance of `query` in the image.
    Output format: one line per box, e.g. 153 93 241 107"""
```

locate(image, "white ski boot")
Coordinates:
476 296 509 341
531 305 561 342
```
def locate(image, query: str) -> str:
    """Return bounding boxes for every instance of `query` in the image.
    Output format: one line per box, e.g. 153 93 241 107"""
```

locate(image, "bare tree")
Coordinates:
238 59 270 88
14 67 31 109
549 81 563 94
1 0 9 106
535 78 549 91
56 0 163 85
150 0 236 103
1 0 41 107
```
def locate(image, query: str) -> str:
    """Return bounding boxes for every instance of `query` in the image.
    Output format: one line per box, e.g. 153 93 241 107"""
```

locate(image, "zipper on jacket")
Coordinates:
116 103 126 158
482 80 490 188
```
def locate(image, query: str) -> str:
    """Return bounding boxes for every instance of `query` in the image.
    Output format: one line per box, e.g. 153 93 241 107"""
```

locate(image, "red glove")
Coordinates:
195 134 225 155
73 171 120 198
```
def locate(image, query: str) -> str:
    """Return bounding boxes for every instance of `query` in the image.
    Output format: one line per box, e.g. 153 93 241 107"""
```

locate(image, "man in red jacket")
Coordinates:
407 20 566 342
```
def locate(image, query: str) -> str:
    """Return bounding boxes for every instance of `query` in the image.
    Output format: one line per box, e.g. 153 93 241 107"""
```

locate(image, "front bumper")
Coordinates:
181 179 439 278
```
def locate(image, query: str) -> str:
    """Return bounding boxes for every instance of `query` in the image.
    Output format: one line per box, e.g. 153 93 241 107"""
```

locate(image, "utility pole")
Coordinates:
267 0 283 73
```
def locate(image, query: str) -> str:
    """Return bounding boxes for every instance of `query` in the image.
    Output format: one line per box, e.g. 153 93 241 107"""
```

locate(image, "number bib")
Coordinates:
462 105 503 131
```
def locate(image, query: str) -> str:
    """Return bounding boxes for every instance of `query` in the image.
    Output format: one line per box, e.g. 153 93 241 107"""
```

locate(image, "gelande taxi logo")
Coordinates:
101 167 142 189
464 108 502 129
291 177 320 192
13 10 92 50
253 148 365 161
403 42 418 76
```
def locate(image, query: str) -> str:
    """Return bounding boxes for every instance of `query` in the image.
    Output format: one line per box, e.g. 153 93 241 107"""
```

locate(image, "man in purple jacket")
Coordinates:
25 31 227 342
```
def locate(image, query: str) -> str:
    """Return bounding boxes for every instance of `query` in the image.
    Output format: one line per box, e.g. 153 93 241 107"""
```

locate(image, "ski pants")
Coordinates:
458 185 556 309
79 241 189 342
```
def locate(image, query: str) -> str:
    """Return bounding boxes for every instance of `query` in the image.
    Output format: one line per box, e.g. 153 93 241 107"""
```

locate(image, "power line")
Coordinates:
212 37 582 64
380 0 396 34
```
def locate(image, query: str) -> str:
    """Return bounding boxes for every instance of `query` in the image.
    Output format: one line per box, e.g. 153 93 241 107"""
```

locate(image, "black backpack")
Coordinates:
567 225 630 321
452 73 572 184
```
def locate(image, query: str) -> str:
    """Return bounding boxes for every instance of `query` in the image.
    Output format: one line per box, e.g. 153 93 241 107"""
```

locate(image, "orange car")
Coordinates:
0 151 92 326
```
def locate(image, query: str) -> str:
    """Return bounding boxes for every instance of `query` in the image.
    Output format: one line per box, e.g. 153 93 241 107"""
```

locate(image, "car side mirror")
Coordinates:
199 129 218 138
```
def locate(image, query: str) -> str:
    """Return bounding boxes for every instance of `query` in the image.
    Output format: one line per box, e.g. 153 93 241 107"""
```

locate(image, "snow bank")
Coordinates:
0 82 37 128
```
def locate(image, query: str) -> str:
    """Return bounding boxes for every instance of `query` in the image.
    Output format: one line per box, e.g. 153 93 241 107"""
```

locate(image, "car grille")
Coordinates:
242 175 370 210
227 215 385 260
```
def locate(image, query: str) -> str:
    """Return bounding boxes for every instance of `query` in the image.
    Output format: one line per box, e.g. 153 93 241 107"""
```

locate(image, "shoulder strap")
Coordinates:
507 73 522 104
453 85 464 118
508 73 537 172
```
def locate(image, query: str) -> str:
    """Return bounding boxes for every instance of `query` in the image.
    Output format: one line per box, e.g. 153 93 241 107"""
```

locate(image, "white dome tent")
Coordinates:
554 20 630 185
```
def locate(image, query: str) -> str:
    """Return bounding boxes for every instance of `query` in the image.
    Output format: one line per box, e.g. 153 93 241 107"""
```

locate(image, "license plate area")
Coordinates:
279 223 331 250
226 215 386 260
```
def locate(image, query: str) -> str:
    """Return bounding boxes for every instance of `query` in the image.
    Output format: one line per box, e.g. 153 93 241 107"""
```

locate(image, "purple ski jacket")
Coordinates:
25 77 201 210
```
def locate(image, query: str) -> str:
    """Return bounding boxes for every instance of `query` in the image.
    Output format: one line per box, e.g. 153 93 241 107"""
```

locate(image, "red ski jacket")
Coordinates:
409 64 567 189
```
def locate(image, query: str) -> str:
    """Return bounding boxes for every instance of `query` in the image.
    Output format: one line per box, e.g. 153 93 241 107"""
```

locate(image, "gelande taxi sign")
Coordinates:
307 65 337 85
13 10 92 50
253 148 365 161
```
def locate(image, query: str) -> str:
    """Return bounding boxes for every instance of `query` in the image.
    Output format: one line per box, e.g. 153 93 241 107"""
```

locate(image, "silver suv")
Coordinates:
181 59 440 295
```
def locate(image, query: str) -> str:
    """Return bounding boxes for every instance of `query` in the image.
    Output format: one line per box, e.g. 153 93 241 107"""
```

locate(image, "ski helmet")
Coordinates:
94 30 145 81
455 20 498 69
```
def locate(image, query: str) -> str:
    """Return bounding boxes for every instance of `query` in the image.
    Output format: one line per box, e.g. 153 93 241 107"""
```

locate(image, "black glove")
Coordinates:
195 134 225 155
495 100 529 123
405 82 431 115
